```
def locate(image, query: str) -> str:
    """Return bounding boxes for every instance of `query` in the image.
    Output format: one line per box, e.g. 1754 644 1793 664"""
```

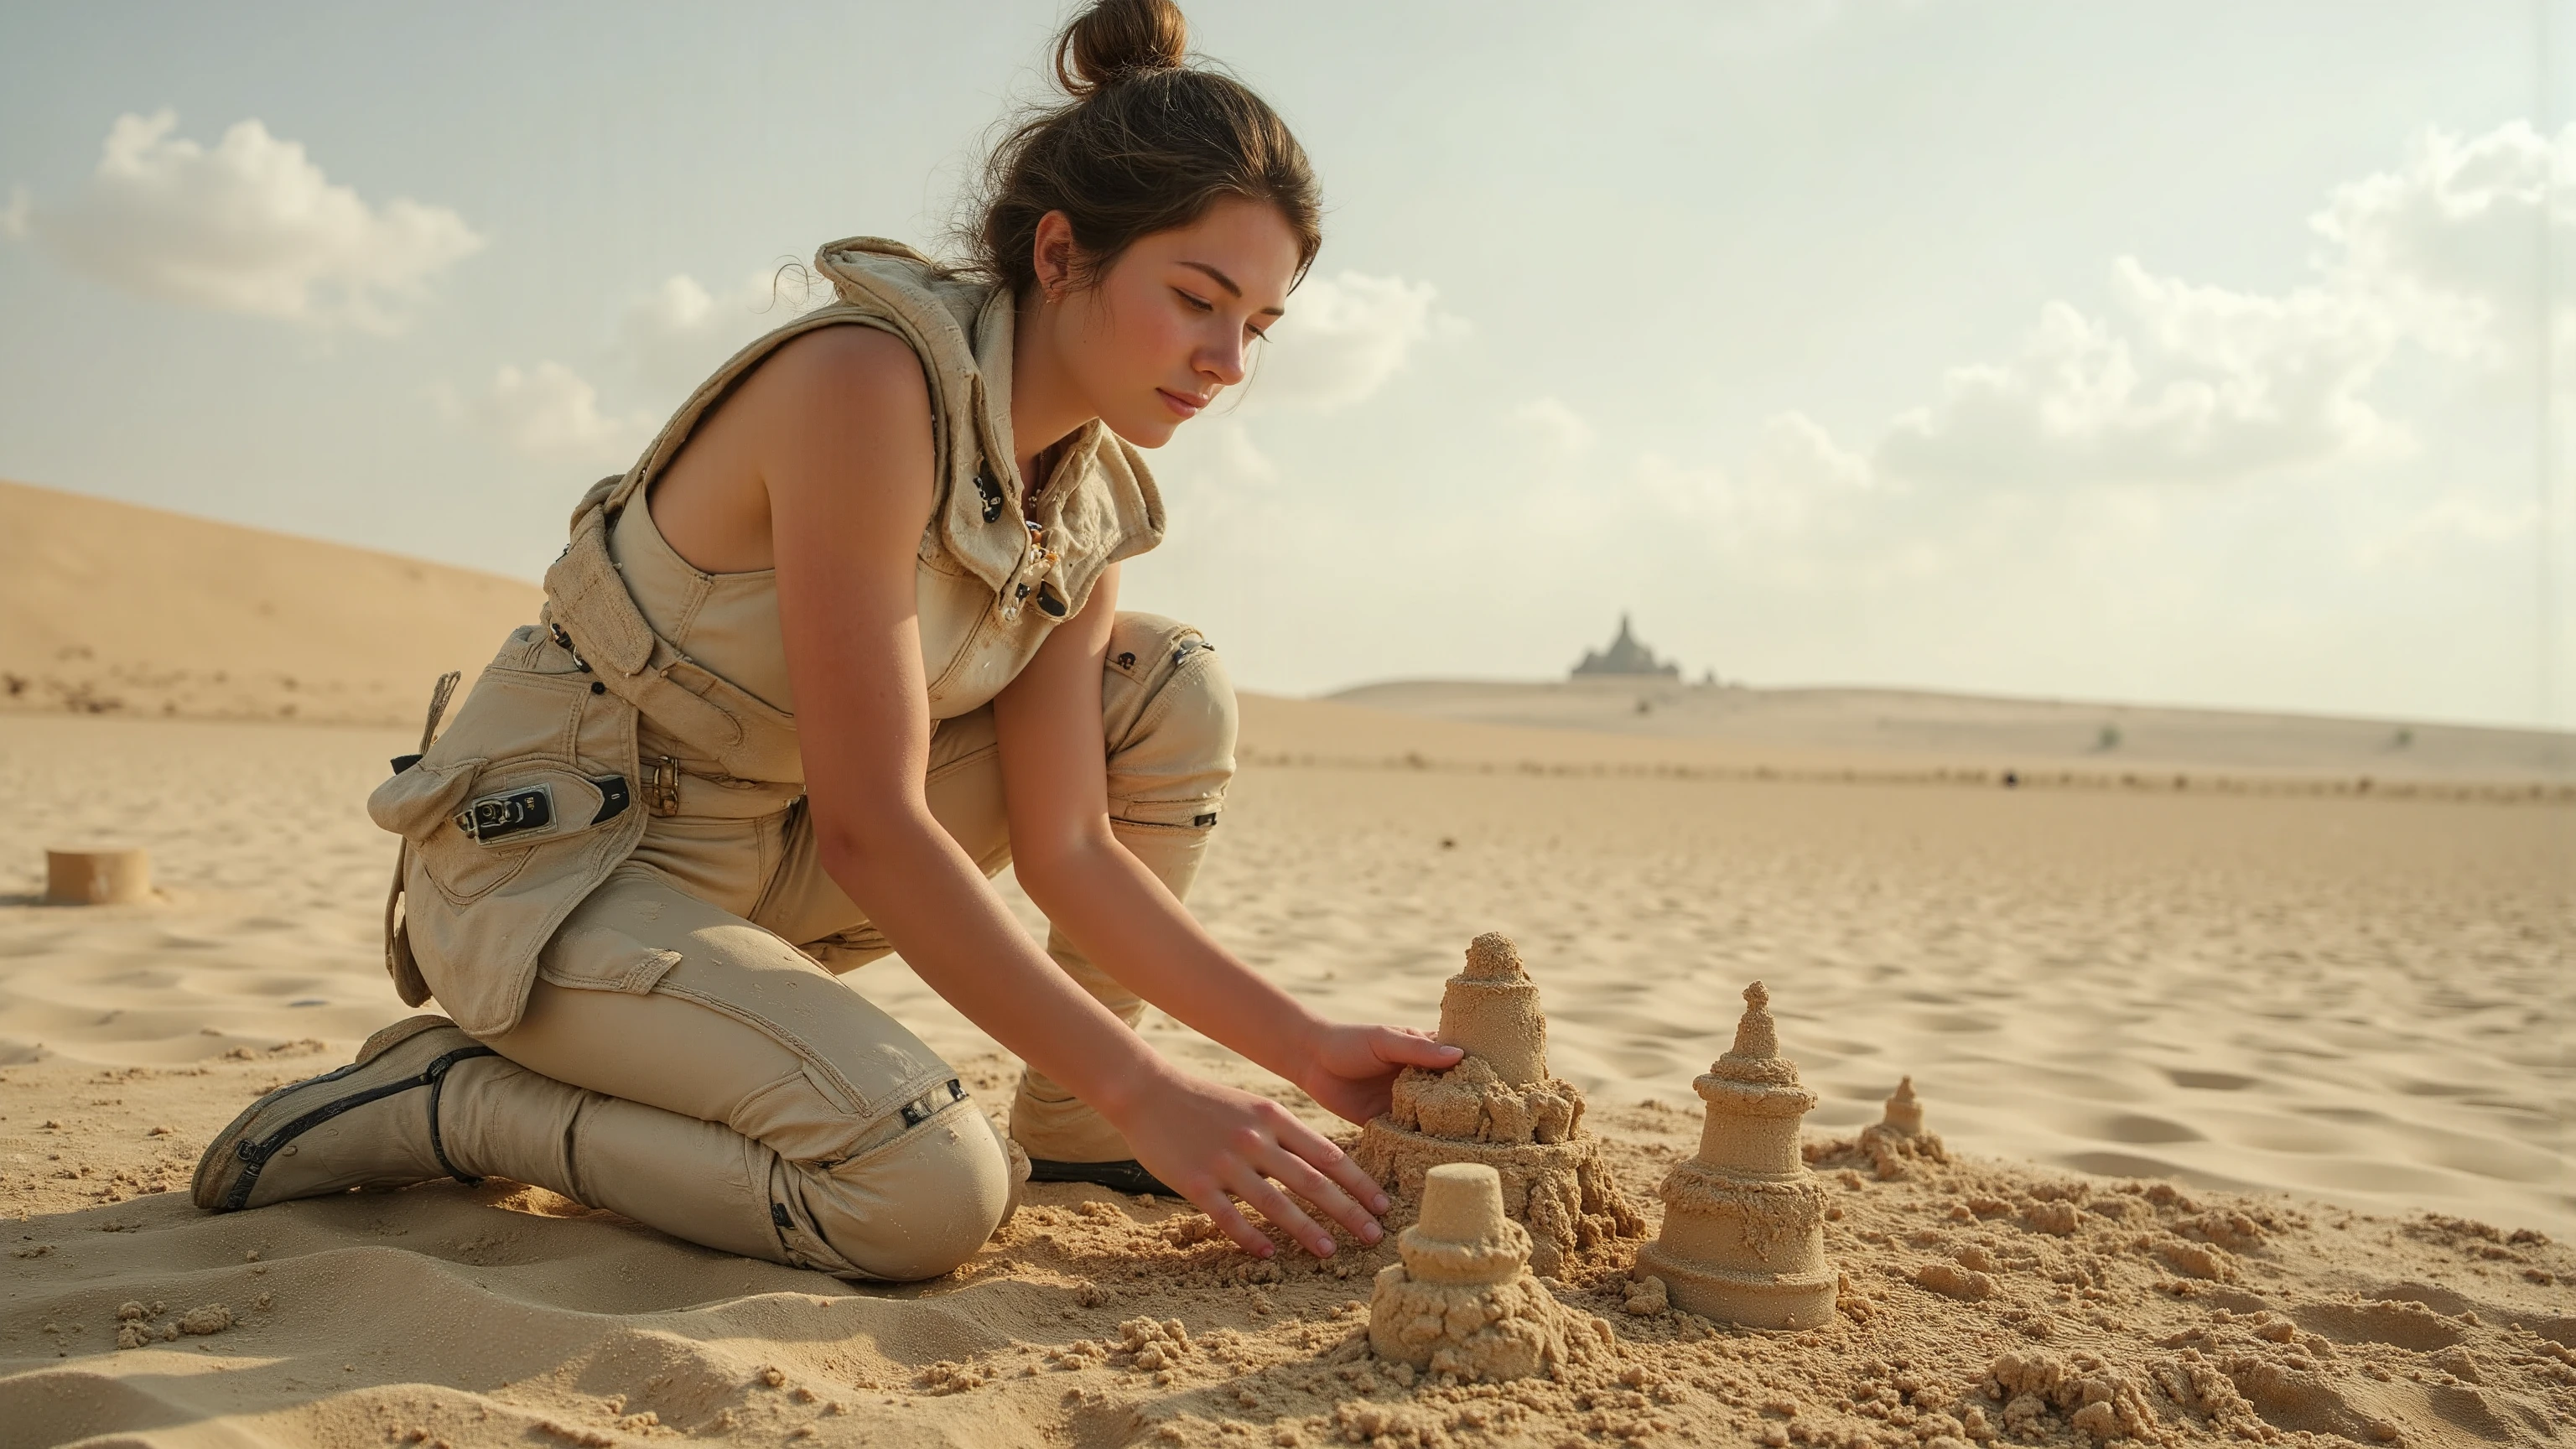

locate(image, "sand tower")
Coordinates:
1857 1074 1949 1179
1368 1163 1605 1380
1353 933 1642 1277
1633 981 1838 1329
44 847 151 906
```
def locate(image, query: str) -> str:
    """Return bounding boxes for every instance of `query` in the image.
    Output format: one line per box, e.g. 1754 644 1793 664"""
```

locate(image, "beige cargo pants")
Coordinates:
445 614 1234 1280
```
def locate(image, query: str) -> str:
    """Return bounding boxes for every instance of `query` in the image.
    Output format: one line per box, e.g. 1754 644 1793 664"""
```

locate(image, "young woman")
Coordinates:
191 0 1459 1282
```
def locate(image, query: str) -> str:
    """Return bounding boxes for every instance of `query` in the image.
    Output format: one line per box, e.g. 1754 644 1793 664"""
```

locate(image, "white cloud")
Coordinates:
1243 270 1448 412
2352 495 2542 570
468 361 655 468
22 111 483 333
1750 410 1874 493
618 267 820 397
1815 120 2572 492
1513 396 1596 454
1876 273 2402 486
2312 120 2574 364
459 267 818 465
0 186 28 242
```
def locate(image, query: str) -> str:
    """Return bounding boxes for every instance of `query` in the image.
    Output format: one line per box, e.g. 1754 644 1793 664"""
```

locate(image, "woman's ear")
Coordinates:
1031 210 1079 303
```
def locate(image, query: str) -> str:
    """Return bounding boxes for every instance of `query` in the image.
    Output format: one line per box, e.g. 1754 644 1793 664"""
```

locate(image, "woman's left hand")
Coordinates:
1296 1024 1463 1125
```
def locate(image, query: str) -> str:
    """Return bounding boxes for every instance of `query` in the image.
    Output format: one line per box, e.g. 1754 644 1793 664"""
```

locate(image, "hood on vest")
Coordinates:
813 238 1166 617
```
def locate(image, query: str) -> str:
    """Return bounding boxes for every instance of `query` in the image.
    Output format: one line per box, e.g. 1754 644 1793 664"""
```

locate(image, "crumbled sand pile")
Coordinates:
1368 1163 1612 1382
3 710 2570 1446
7 1050 2571 1447
1355 933 1644 1276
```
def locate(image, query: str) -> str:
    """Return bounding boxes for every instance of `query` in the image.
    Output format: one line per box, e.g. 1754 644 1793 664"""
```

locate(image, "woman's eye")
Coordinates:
1175 289 1213 313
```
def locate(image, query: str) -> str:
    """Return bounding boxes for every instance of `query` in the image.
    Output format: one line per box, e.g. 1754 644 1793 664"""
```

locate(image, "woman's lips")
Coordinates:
1157 388 1207 419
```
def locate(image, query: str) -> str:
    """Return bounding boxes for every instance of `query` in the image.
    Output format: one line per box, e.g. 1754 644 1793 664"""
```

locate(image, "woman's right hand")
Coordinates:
1112 1071 1394 1260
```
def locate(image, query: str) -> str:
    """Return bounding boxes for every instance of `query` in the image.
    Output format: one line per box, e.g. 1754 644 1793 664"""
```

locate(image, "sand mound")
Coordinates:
0 479 541 726
1354 934 1644 1277
1326 678 2576 785
7 1053 2571 1447
3 696 2570 1444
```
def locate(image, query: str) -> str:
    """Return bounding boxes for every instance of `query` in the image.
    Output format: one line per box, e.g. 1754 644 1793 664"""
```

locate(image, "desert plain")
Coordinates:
2 479 2572 1447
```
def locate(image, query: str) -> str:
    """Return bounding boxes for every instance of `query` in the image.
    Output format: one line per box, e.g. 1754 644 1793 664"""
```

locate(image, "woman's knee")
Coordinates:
1102 612 1236 824
787 1101 1013 1281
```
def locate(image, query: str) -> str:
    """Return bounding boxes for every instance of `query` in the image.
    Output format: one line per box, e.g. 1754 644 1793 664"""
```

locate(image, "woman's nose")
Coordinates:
1198 334 1248 388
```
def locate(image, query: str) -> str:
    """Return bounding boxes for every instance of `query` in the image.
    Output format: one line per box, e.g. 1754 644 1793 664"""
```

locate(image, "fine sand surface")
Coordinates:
1 491 2569 1446
3 709 2570 1447
0 479 543 727
1327 680 2576 787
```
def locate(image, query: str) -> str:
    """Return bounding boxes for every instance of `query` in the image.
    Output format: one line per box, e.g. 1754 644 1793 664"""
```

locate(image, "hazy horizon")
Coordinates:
3 2 2568 729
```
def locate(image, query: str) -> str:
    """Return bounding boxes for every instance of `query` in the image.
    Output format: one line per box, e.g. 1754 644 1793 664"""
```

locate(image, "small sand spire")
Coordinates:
1460 932 1526 981
1711 979 1800 1088
1368 1163 1608 1380
1633 980 1839 1329
1881 1076 1924 1136
1355 933 1644 1277
1857 1075 1946 1178
1727 981 1776 1057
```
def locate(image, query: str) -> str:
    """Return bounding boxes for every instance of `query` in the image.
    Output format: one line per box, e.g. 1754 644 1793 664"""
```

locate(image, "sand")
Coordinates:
5 709 2570 1446
0 478 542 727
1355 934 1644 1279
2 496 2573 1445
1635 983 1841 1332
1367 1163 1609 1383
1325 680 2576 787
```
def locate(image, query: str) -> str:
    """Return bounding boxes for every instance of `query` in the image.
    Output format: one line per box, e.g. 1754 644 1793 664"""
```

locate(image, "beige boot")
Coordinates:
1011 819 1213 1191
196 1015 792 1263
194 1015 496 1212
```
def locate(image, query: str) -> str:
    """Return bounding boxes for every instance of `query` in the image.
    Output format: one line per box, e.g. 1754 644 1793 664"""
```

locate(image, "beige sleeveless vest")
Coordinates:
366 237 1166 1037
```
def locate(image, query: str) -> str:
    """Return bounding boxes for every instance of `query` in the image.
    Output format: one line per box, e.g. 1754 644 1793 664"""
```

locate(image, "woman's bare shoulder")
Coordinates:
744 322 928 420
650 322 933 572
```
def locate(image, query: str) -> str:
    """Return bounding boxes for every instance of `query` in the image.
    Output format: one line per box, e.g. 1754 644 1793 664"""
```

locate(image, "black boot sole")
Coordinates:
1024 1157 1178 1198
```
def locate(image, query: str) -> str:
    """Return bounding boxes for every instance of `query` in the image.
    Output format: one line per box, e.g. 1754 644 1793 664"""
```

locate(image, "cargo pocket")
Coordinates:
367 756 488 841
538 921 683 995
413 766 628 908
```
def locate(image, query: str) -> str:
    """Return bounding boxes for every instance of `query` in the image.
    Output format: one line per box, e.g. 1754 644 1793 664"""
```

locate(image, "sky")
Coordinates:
1 1 2568 728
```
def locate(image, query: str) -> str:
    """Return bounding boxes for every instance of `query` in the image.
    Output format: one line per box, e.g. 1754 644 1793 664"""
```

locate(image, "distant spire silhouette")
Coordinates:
1571 612 1680 678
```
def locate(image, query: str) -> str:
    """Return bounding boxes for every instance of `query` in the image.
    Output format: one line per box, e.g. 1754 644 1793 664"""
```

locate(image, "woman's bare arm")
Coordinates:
695 326 1393 1257
991 569 1462 1130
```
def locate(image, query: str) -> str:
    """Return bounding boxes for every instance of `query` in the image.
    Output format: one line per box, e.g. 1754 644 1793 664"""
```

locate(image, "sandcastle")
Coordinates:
44 846 151 906
1367 1163 1607 1380
1856 1073 1949 1179
1633 981 1839 1329
1353 933 1642 1277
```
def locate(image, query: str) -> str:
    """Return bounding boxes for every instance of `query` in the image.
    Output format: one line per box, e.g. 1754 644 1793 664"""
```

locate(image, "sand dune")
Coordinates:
1329 678 2576 785
4 710 2571 1446
0 479 543 727
1 490 2570 1446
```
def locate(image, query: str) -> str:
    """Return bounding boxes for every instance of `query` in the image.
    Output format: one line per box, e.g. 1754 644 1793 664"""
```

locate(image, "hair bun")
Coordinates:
1055 0 1189 96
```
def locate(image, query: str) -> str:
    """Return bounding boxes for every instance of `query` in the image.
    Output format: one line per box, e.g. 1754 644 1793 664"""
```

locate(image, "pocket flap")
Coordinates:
368 757 488 843
540 923 683 995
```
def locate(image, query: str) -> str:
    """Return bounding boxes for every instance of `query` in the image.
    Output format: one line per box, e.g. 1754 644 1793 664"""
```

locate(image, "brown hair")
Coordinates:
967 0 1322 298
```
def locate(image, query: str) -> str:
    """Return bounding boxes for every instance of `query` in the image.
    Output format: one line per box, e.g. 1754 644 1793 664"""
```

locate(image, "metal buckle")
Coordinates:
998 522 1062 625
548 621 591 673
897 1078 967 1128
453 784 555 844
644 756 681 817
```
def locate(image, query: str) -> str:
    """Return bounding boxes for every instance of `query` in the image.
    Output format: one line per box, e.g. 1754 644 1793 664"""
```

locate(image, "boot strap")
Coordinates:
222 1044 498 1210
425 1046 498 1186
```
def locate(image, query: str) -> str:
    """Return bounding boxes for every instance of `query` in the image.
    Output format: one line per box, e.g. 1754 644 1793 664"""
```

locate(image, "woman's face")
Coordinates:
1046 198 1301 448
